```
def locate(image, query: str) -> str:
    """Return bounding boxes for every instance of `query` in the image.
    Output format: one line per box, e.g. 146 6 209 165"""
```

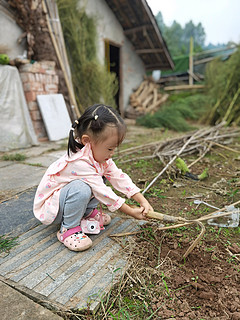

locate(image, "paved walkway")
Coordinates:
0 139 142 318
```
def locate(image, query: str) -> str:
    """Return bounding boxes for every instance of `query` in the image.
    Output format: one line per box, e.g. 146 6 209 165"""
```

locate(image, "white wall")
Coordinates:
79 0 146 111
0 10 27 59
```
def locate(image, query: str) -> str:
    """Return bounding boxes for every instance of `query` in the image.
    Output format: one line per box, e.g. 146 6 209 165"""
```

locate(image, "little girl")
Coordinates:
34 104 153 251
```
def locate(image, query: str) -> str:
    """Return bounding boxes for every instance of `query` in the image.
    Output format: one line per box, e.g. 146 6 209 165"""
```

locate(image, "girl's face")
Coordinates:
91 126 120 163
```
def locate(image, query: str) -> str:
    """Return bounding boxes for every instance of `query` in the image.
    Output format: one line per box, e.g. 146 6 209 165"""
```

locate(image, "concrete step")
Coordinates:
0 216 142 312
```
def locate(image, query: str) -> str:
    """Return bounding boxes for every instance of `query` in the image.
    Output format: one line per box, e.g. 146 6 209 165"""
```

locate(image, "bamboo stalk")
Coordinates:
206 74 233 124
42 0 82 117
189 37 194 86
164 84 205 91
224 86 240 125
210 141 240 154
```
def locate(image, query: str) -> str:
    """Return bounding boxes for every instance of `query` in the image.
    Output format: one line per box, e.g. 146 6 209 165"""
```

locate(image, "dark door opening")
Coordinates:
105 40 121 112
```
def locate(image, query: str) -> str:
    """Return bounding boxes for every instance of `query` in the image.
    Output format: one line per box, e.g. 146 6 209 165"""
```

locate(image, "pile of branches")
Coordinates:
118 122 240 166
204 46 240 125
130 78 169 115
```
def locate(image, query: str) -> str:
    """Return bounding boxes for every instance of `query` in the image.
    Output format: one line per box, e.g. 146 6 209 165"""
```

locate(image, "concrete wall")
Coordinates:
80 0 146 112
0 9 27 59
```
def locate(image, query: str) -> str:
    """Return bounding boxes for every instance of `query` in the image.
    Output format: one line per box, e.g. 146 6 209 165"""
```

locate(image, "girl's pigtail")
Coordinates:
67 120 82 156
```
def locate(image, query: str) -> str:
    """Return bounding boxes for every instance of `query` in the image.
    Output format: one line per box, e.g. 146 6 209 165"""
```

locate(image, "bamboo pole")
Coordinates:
42 0 82 117
206 74 233 124
223 86 240 124
189 37 194 85
164 84 205 91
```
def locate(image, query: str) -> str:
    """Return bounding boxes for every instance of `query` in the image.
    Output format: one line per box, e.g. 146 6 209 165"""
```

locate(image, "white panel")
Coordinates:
37 94 72 141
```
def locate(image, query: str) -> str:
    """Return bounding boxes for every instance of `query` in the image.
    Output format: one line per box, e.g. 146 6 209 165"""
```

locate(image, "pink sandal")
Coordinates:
57 226 92 251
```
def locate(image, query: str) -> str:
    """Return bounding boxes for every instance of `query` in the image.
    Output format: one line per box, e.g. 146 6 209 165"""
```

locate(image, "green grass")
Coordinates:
136 93 209 132
0 235 18 253
1 153 26 161
26 163 43 167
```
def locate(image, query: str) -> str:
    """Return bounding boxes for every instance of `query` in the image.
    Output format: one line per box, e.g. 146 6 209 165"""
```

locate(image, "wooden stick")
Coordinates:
210 141 240 154
189 37 194 86
187 69 201 82
142 131 201 194
224 86 240 123
42 0 82 116
109 231 142 237
164 84 205 91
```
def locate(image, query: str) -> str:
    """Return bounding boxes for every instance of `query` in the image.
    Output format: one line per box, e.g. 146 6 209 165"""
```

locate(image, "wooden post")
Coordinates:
189 37 194 85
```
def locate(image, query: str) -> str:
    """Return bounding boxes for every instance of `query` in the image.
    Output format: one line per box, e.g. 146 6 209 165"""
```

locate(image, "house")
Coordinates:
0 0 173 146
83 0 174 114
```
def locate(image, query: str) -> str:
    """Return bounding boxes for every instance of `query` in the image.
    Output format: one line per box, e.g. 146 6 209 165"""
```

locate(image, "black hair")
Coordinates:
67 104 126 156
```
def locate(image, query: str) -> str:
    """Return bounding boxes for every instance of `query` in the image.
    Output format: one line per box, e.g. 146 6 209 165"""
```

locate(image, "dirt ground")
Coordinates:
93 124 240 320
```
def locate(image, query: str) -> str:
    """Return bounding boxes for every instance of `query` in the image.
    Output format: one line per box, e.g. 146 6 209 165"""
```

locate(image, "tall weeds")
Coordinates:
203 46 240 125
137 94 208 131
57 0 118 111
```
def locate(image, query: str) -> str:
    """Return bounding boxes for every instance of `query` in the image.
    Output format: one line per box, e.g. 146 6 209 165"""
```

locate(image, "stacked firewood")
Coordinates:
130 78 169 114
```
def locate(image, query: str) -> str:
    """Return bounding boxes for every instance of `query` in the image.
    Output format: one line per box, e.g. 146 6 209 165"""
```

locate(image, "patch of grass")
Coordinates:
0 235 18 253
136 106 195 131
26 163 43 167
1 153 26 161
226 188 239 201
145 187 166 199
136 93 208 132
134 159 150 174
167 91 194 103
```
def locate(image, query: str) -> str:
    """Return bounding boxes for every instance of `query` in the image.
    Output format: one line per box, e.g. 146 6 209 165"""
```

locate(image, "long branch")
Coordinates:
142 131 200 194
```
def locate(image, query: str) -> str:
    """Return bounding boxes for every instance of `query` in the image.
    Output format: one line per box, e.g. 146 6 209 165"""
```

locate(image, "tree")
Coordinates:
155 11 206 57
155 12 165 33
164 21 185 56
183 20 206 52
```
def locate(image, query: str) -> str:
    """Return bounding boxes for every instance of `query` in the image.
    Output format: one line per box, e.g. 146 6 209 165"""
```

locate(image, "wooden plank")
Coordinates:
164 84 205 91
187 69 201 82
189 37 194 86
0 215 143 311
135 48 164 54
124 24 152 35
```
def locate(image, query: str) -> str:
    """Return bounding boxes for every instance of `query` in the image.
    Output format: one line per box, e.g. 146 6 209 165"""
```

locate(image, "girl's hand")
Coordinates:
139 200 154 215
119 203 147 220
129 206 147 220
132 192 154 215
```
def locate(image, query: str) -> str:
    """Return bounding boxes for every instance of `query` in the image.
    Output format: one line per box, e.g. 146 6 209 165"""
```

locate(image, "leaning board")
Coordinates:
37 94 72 141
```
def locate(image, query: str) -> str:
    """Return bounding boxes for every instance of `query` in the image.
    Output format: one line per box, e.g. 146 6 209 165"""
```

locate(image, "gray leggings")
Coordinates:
54 180 99 230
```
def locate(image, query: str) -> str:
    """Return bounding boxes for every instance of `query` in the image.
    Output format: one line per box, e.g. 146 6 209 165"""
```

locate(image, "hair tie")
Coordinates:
75 120 79 125
94 114 98 120
70 127 75 131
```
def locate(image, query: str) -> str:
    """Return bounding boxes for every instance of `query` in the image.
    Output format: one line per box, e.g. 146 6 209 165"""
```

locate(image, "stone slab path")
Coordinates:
0 215 141 312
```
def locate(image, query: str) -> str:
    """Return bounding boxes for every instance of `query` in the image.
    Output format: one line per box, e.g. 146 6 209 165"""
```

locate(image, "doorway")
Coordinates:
105 40 122 113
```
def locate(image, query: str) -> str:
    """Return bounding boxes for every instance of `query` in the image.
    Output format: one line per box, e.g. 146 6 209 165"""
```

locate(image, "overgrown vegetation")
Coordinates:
138 47 240 131
57 0 118 112
136 93 208 131
203 46 240 125
64 127 240 320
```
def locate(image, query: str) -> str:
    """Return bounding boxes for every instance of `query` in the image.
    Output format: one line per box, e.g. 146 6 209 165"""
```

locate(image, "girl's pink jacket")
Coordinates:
33 143 140 225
